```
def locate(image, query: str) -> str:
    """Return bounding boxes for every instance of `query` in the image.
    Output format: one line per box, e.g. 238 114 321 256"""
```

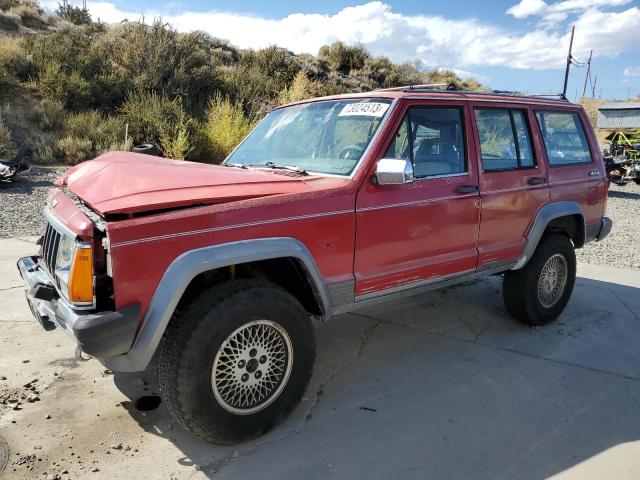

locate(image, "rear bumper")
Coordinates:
585 217 612 243
596 217 612 242
17 256 139 359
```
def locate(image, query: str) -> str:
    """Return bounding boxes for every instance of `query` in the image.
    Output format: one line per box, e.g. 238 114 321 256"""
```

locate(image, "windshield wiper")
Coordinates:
223 162 248 169
261 162 308 175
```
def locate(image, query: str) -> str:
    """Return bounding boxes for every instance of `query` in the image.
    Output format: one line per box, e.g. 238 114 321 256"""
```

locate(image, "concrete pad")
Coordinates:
0 233 639 479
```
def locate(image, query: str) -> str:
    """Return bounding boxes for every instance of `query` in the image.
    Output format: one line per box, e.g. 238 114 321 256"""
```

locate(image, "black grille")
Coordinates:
41 223 62 275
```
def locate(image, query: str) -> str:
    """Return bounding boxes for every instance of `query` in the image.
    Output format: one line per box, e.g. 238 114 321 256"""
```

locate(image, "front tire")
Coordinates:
503 233 576 326
159 280 315 444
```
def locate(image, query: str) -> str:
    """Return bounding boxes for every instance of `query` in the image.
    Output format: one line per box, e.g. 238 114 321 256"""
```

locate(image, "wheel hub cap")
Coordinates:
537 253 568 308
212 320 293 415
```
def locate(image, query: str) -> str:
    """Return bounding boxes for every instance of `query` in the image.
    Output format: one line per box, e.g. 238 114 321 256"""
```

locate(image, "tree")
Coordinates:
56 3 92 25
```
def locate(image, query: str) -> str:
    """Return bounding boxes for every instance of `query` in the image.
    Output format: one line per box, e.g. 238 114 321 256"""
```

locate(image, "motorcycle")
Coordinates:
0 144 30 183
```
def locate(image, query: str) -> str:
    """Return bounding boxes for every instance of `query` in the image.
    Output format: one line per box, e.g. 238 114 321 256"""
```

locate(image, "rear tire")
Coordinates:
159 279 315 444
503 233 576 326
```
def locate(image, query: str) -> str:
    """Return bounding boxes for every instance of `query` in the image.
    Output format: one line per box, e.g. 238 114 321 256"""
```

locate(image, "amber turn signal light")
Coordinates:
68 245 94 303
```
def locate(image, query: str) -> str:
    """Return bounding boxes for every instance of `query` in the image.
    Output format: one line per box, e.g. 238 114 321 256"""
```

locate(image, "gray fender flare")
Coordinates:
512 201 585 270
105 237 331 372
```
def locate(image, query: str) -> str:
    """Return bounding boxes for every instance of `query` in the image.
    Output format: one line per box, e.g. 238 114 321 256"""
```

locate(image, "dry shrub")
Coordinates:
0 114 13 157
54 135 92 165
7 1 48 29
0 10 20 31
201 95 253 163
119 92 191 159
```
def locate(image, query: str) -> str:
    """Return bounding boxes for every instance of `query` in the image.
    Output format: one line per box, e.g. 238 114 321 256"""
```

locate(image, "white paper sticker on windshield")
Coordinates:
338 102 389 117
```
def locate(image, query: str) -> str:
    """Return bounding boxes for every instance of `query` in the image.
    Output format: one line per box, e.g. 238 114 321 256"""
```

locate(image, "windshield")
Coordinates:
226 98 393 175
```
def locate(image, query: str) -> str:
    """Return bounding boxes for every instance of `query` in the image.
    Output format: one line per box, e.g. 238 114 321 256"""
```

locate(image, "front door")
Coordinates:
354 100 481 298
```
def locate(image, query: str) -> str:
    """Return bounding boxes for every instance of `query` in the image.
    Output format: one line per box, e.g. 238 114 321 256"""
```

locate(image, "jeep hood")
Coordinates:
56 152 320 216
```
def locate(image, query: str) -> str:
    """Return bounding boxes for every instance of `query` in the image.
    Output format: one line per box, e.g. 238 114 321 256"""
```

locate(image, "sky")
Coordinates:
47 0 640 100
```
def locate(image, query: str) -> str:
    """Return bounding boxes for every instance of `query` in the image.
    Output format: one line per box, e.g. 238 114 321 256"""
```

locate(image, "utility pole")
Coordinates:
591 75 597 98
562 25 575 98
581 49 592 99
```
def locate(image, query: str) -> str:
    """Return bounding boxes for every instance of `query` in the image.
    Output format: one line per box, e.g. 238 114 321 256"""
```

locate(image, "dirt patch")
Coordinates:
0 378 42 416
0 385 25 415
0 435 8 474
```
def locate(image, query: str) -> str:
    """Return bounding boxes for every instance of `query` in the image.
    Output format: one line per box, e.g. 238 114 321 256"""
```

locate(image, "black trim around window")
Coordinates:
474 106 538 173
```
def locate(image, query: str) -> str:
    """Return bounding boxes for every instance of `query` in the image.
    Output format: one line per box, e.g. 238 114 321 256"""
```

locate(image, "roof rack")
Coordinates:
375 82 452 92
374 84 568 102
409 89 569 102
526 93 568 100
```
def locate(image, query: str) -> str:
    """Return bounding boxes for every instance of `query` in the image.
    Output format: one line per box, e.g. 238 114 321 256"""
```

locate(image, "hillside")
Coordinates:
0 0 484 165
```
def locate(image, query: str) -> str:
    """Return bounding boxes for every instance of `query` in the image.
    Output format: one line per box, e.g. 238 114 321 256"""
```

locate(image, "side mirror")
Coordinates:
374 158 414 185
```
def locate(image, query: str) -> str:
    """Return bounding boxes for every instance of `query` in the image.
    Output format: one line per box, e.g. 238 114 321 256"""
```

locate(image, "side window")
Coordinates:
536 111 592 165
474 108 535 171
384 107 466 178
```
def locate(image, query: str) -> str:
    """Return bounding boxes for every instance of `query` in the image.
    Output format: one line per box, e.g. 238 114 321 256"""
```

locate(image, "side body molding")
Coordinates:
512 201 585 270
105 237 331 372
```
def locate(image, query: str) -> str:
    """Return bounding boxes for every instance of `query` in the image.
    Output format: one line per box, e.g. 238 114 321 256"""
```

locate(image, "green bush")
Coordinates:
201 95 253 163
279 71 327 104
0 35 34 95
318 42 369 75
0 0 20 11
119 92 191 160
355 56 402 89
30 61 92 111
224 46 302 116
95 21 223 115
61 110 128 163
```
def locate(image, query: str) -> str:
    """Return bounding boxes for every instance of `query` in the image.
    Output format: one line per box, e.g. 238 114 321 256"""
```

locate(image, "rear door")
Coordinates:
470 103 550 269
354 99 481 298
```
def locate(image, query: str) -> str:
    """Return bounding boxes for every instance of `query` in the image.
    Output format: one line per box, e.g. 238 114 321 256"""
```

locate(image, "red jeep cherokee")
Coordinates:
18 89 611 443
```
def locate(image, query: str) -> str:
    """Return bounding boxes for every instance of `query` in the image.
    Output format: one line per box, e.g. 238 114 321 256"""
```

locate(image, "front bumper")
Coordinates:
17 256 140 359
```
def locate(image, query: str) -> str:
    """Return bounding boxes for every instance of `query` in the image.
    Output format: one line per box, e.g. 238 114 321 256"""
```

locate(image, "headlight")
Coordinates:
56 235 75 270
55 237 94 306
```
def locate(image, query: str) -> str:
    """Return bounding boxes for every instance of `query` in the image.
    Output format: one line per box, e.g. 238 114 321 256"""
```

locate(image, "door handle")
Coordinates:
527 176 546 185
455 185 478 194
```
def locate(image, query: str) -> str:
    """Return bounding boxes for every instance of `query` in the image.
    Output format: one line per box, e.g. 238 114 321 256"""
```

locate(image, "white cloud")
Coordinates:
443 68 491 84
507 0 548 18
53 1 640 72
624 66 640 77
507 0 632 25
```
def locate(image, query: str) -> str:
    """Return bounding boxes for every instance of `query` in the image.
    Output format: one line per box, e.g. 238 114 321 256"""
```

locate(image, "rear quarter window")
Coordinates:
535 111 592 165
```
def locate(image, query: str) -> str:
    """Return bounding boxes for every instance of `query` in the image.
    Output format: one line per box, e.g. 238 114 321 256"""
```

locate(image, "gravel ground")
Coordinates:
0 167 64 239
1 167 639 270
576 181 640 270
